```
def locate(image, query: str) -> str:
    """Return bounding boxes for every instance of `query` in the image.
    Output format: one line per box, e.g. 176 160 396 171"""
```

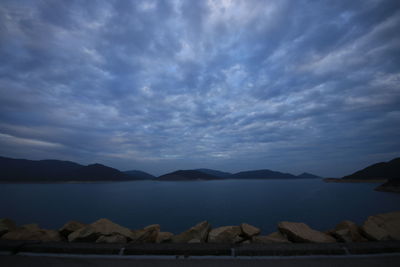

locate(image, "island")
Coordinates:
323 157 400 193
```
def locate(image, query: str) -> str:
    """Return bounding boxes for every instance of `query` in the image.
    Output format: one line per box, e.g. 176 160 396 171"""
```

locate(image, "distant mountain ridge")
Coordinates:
342 157 400 180
159 169 321 180
157 170 220 181
337 157 400 193
0 155 322 182
0 156 145 182
297 172 321 179
194 168 232 178
227 170 321 179
124 170 155 180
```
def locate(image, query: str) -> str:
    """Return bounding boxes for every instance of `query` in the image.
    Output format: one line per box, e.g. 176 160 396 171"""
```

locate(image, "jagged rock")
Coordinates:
21 224 41 231
0 218 17 237
333 220 367 242
96 234 127 244
42 229 63 242
361 211 400 241
172 221 211 243
208 226 243 243
188 238 201 243
240 223 261 238
333 229 351 242
2 224 62 242
59 221 86 237
278 221 336 243
253 232 290 243
131 224 160 243
156 232 173 243
68 218 133 242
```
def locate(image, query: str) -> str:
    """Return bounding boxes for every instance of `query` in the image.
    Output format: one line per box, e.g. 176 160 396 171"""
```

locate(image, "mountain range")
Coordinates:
0 155 321 182
157 169 321 181
0 156 148 182
342 157 400 180
340 157 400 193
158 170 221 181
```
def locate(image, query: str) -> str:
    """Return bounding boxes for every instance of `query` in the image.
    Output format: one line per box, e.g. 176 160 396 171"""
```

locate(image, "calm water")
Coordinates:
1 179 399 234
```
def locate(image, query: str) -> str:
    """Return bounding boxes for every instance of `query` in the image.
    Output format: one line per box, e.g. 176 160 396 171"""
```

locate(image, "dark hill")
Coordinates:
72 163 132 181
124 170 155 180
195 168 232 178
375 179 400 193
297 172 321 179
342 157 400 180
0 156 82 181
0 156 134 182
229 169 297 179
157 170 220 181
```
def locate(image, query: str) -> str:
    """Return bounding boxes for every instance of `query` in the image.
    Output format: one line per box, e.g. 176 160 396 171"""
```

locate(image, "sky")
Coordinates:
0 0 399 177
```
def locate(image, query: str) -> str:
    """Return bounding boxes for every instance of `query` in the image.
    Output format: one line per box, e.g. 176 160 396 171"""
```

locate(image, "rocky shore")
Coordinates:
1 211 399 245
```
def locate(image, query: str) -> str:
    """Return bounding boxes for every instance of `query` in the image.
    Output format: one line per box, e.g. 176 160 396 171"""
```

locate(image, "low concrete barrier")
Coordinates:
1 240 400 257
235 243 346 256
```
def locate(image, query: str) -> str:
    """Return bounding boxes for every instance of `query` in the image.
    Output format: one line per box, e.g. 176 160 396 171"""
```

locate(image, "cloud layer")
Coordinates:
1 0 400 176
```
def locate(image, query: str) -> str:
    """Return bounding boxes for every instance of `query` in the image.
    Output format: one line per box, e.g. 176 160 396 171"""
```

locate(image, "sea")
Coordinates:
1 179 399 234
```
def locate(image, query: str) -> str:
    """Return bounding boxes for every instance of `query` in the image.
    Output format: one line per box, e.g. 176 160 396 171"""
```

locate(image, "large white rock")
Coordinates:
208 226 243 243
96 234 127 244
172 221 211 243
240 223 261 238
253 232 290 243
68 218 133 242
0 218 16 237
156 232 174 243
59 221 86 238
333 220 367 242
362 211 400 241
278 221 336 243
2 224 62 242
131 224 160 243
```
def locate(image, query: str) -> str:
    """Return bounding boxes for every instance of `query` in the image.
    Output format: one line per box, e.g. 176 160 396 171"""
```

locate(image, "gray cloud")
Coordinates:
0 0 399 176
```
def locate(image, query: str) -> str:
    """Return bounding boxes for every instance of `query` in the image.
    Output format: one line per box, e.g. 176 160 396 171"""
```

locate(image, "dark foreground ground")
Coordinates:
1 254 400 267
1 241 400 267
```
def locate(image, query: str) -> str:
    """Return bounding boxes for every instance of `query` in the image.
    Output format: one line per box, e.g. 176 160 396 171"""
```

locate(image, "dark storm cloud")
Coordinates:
0 0 399 176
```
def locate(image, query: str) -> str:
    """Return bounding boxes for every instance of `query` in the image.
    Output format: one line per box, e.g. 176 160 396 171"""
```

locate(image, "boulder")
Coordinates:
156 232 174 243
68 218 133 242
172 221 211 243
59 221 86 237
278 222 336 243
332 229 351 242
0 218 17 237
253 232 290 243
131 224 160 243
333 220 367 242
240 223 260 238
41 230 63 242
96 234 127 244
2 224 62 242
208 226 243 244
361 211 400 241
20 224 41 231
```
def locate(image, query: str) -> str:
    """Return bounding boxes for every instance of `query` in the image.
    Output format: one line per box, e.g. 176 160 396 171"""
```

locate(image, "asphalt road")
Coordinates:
1 254 400 267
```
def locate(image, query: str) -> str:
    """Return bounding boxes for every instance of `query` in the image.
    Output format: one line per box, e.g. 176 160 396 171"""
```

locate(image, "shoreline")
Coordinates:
0 178 323 184
323 178 388 183
1 211 399 246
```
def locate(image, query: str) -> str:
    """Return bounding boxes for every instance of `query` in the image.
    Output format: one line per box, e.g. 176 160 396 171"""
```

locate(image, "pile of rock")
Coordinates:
1 211 399 244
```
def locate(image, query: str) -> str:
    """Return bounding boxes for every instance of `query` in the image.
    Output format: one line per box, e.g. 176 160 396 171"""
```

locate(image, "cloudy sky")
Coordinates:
0 0 399 177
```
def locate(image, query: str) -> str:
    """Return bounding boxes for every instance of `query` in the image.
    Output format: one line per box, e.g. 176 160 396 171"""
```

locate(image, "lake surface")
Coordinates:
1 179 399 234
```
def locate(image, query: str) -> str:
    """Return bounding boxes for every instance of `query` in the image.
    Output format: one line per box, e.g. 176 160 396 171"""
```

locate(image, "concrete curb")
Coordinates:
235 243 347 256
1 240 400 257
